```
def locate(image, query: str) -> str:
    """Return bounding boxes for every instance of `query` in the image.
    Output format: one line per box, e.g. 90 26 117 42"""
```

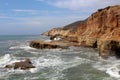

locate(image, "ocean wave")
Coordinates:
31 55 93 72
93 57 120 79
0 54 26 79
0 49 94 80
9 45 35 50
106 65 120 78
44 39 51 42
0 54 12 67
30 56 92 80
24 76 39 80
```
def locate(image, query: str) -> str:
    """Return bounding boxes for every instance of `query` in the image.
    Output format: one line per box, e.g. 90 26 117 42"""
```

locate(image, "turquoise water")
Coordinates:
0 35 119 80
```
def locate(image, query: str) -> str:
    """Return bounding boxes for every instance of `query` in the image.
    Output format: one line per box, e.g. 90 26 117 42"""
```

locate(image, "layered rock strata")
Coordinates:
42 5 120 58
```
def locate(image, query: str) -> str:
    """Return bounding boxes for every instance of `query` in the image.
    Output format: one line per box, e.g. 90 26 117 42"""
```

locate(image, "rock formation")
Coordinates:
42 5 120 58
30 40 79 49
5 59 35 70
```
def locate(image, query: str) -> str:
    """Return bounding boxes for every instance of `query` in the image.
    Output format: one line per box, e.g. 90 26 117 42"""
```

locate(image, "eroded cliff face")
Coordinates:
43 27 78 42
77 5 120 58
43 5 120 58
78 6 120 41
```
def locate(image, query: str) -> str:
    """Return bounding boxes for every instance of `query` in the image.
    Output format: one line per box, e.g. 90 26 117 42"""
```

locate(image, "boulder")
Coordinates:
5 59 35 70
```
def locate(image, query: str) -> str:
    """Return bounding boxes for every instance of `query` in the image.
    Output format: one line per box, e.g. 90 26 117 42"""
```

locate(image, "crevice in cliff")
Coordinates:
114 46 120 58
116 15 120 27
92 41 97 48
109 41 120 58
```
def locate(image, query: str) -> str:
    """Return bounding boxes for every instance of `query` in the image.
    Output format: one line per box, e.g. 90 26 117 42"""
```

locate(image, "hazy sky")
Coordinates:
0 0 120 35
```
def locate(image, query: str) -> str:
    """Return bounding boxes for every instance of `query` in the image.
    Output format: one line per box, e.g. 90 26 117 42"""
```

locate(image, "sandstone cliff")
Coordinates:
43 5 120 58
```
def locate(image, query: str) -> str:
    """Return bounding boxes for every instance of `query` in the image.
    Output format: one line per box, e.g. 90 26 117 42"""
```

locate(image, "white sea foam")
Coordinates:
93 57 120 78
24 76 39 80
0 54 12 67
29 68 38 73
0 54 26 67
106 66 120 78
31 55 92 72
0 50 93 80
0 54 24 78
0 54 32 74
0 54 38 74
8 68 28 74
9 45 35 50
33 56 63 68
26 51 39 54
23 54 93 80
45 39 51 42
60 57 93 71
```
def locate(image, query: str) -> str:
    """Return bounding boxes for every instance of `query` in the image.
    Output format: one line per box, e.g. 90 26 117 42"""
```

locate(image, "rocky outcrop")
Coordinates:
43 28 78 42
42 5 120 58
5 59 35 70
30 40 79 49
98 40 120 58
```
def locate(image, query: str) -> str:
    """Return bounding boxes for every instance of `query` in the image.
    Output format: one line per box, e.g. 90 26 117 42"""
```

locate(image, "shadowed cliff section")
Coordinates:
63 20 86 31
42 5 120 58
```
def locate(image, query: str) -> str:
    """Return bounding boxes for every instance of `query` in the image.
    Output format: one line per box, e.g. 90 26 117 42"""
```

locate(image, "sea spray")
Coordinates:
0 54 12 67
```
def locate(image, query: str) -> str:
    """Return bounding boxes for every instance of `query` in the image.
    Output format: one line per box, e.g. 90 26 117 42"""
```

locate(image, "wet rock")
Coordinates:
30 40 64 49
5 59 35 70
29 40 79 49
5 65 13 69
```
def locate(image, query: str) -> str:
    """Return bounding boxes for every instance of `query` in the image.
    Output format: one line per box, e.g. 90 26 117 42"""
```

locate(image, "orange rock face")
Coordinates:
43 5 120 58
77 6 120 41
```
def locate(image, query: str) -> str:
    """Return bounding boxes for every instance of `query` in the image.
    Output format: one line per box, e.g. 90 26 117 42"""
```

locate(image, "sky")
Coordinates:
0 0 120 35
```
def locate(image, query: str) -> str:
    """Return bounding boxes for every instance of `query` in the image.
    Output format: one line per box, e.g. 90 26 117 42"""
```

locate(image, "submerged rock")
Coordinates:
5 59 35 70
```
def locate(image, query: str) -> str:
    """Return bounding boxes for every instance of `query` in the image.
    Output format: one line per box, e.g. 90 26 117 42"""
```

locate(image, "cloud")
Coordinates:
6 15 82 26
0 15 8 19
0 14 83 28
12 9 39 14
49 0 120 10
0 15 83 35
12 9 64 15
0 13 11 19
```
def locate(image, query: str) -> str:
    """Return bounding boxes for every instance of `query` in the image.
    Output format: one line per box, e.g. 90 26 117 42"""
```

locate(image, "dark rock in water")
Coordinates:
30 40 65 49
5 65 13 69
5 59 35 70
29 40 78 49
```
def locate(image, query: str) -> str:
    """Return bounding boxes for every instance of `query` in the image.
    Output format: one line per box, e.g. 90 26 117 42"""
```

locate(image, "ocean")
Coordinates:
0 35 120 80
